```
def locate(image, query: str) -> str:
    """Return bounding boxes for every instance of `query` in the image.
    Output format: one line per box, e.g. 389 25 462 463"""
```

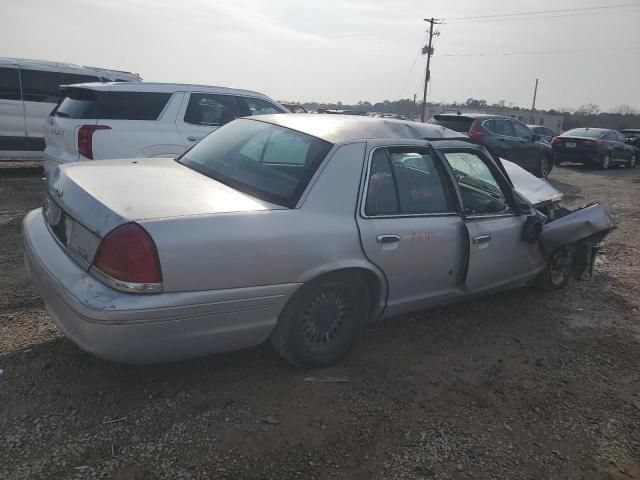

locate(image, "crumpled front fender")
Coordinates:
539 202 615 253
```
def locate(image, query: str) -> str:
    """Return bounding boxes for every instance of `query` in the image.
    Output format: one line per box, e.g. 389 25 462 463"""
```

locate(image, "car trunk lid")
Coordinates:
46 158 283 264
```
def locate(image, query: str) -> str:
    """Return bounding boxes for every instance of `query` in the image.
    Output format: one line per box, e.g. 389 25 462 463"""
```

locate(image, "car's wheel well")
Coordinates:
301 268 382 318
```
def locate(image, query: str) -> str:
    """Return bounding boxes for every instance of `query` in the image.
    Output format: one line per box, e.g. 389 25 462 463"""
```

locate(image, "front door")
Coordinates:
440 149 545 293
356 146 467 316
176 92 240 149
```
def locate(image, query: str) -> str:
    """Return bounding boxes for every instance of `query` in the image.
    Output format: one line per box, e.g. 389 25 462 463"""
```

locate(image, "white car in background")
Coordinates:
0 57 140 159
43 82 287 177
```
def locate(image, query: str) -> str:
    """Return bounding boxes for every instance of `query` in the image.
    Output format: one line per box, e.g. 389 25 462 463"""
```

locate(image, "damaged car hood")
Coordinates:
501 159 563 206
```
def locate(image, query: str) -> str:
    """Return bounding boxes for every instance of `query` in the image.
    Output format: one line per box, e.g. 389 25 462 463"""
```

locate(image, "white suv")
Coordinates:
44 82 287 177
0 57 141 160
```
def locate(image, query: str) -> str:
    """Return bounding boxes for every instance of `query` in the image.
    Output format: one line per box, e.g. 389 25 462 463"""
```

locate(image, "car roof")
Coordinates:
61 81 273 99
433 113 511 120
252 114 468 143
0 57 141 79
620 129 640 132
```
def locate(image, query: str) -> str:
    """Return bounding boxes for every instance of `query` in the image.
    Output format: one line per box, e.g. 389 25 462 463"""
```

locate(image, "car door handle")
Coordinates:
187 136 203 142
376 234 400 244
472 235 492 244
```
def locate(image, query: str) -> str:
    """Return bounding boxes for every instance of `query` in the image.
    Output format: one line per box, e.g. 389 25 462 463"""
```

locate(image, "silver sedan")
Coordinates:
23 115 614 367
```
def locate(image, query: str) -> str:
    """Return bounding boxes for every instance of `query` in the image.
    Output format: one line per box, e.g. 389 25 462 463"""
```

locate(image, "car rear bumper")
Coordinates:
23 209 299 364
554 150 601 164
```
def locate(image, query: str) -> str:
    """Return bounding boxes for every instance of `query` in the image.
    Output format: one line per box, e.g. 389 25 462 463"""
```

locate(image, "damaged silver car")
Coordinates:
23 115 614 368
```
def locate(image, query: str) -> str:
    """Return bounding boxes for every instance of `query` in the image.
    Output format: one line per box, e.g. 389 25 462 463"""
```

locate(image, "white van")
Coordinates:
43 82 288 177
0 58 141 159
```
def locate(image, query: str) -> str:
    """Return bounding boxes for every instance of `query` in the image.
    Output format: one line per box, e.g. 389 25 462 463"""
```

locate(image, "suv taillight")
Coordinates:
551 136 561 145
77 125 110 159
469 120 484 141
92 223 162 287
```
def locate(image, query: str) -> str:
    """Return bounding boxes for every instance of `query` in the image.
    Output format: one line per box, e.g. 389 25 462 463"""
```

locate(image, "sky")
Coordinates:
2 0 640 111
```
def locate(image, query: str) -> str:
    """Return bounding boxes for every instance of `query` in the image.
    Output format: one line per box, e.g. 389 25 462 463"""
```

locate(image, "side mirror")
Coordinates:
531 134 541 142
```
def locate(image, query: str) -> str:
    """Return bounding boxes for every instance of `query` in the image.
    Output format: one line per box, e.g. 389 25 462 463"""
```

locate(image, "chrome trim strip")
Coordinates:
90 267 163 294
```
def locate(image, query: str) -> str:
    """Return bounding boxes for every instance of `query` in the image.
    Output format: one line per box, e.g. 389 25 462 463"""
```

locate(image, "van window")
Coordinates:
60 73 100 86
20 69 62 103
0 67 21 101
99 92 171 120
184 93 238 126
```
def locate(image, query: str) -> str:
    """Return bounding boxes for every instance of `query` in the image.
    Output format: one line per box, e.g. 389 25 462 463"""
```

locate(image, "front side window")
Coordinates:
242 97 283 116
20 69 61 103
179 119 331 207
0 67 21 101
444 151 508 215
365 148 453 216
184 93 238 126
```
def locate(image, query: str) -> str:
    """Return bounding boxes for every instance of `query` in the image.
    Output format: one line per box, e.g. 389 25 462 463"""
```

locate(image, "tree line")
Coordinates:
298 98 640 131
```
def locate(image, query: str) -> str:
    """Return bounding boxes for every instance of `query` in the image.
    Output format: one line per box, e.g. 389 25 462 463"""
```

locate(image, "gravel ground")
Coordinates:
0 163 639 480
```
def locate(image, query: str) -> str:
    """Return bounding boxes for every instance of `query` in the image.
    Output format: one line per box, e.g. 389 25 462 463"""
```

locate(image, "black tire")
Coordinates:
599 153 611 170
270 271 370 368
629 154 637 168
534 249 571 290
535 154 551 178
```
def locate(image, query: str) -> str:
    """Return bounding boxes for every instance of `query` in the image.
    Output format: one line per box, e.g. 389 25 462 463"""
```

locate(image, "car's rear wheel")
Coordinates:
600 153 611 170
270 271 370 368
629 154 637 168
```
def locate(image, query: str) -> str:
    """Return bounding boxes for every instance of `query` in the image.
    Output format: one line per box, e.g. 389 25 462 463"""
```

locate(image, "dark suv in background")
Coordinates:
428 114 554 178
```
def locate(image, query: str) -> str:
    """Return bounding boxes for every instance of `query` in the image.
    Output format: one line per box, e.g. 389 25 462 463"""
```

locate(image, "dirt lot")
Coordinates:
1 164 639 480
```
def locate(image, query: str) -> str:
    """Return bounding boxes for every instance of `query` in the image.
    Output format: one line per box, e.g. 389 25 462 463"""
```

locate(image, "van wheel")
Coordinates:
534 249 571 290
270 272 370 368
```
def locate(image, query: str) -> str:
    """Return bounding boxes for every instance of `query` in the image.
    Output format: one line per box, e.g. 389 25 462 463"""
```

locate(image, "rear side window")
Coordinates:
241 97 284 116
0 67 21 100
54 89 99 119
99 92 171 120
429 116 473 133
365 148 453 216
21 69 62 103
184 93 238 126
493 119 514 136
60 73 100 85
512 122 532 139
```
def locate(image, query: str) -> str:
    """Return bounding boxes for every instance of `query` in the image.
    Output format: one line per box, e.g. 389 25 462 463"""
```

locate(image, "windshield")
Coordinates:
179 119 332 207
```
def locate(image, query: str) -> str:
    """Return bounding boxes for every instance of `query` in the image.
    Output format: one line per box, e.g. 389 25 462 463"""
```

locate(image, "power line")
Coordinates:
443 3 640 21
398 31 429 98
444 8 640 24
439 45 640 57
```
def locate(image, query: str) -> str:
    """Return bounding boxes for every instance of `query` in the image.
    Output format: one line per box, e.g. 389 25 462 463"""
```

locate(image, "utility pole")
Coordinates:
529 78 539 124
420 18 440 123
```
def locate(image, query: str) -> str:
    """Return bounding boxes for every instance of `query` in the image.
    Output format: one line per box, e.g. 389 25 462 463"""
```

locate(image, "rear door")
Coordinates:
356 145 467 315
491 119 517 160
440 148 545 293
175 92 240 148
0 64 26 154
20 65 63 149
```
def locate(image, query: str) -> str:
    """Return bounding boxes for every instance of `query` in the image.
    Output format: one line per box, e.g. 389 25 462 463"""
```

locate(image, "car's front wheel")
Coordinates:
600 153 611 170
535 154 551 178
270 271 370 368
534 249 572 290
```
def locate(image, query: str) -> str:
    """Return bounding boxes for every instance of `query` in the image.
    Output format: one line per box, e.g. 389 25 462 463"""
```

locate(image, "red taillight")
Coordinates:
77 125 110 159
551 136 561 145
92 223 162 284
468 120 484 141
582 139 602 147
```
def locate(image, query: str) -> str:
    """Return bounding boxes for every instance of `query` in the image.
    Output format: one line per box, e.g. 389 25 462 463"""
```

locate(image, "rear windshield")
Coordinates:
429 116 474 133
561 129 606 138
178 119 332 207
53 90 171 120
